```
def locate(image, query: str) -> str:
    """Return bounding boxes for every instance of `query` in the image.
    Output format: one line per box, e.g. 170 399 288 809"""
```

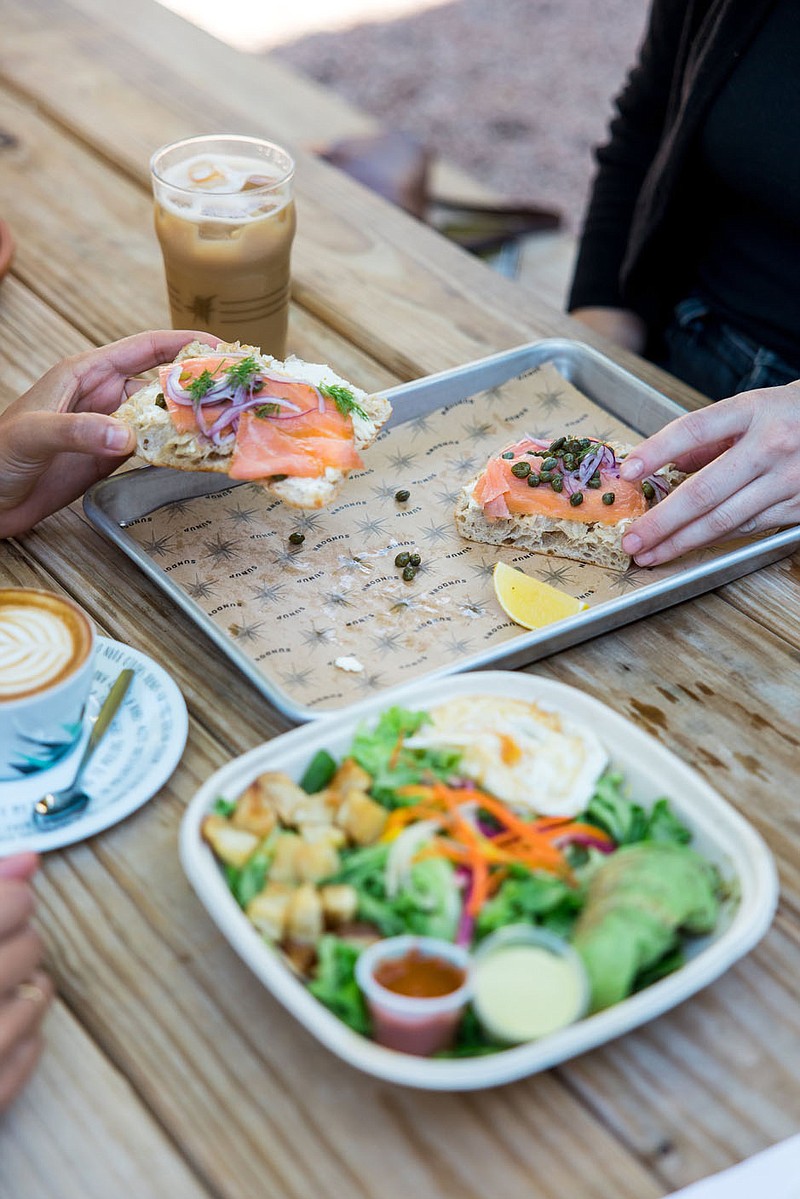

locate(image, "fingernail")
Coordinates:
635 552 655 566
622 533 642 554
105 423 133 452
620 457 644 480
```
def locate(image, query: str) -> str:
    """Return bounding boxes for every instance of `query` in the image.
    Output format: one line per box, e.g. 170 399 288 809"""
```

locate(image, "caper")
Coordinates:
527 472 541 488
402 564 417 581
549 437 566 453
550 476 564 493
409 553 421 567
602 492 616 505
542 456 558 471
501 451 515 460
394 489 410 503
252 379 265 392
288 531 305 546
539 470 552 482
579 438 591 449
395 551 411 567
569 491 584 507
563 454 575 470
587 474 602 488
154 392 167 410
642 480 656 501
510 461 531 478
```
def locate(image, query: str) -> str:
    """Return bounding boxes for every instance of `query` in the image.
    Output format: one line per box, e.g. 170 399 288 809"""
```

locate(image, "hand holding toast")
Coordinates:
0 330 217 538
620 380 800 564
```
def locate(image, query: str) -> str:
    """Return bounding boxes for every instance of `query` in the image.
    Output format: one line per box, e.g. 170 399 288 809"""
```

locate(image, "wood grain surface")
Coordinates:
0 0 798 1196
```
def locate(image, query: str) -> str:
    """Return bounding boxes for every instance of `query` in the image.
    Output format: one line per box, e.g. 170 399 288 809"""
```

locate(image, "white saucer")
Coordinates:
0 636 188 853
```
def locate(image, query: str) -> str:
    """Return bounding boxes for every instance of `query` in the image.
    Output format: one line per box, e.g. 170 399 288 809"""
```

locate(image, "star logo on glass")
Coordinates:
190 295 216 323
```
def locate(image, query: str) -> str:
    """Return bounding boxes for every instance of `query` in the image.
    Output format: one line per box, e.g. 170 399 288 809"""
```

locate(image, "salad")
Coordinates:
202 696 727 1056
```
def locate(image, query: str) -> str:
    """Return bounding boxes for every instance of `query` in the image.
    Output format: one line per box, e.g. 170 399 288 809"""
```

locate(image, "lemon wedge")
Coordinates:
493 561 589 629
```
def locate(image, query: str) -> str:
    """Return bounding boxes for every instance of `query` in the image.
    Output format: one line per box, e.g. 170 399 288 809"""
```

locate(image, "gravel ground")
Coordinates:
272 0 651 231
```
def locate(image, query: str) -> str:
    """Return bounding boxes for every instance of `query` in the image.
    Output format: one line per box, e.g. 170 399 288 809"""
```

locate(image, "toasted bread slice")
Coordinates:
115 340 391 510
454 436 683 571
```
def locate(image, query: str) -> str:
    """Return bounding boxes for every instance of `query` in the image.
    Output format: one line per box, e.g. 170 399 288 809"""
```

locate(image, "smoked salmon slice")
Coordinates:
230 408 364 481
472 437 649 527
158 355 364 481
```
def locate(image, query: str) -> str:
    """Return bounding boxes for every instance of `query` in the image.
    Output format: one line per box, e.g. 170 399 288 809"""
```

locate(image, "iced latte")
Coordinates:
151 135 296 357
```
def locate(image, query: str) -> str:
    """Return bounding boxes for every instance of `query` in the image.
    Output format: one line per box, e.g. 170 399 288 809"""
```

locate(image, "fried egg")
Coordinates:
409 696 608 818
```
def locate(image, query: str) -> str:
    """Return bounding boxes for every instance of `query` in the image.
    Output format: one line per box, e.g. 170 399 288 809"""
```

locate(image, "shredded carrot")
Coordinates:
384 780 586 906
467 856 490 916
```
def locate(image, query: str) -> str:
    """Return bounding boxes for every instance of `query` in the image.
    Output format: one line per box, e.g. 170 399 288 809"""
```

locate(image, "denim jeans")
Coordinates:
658 295 800 400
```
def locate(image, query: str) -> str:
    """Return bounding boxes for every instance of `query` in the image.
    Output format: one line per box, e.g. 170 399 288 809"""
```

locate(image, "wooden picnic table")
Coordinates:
1 0 799 1195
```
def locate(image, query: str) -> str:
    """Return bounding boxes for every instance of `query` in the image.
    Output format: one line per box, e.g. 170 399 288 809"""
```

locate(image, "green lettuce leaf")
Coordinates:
307 936 370 1035
350 707 461 805
585 773 691 846
476 868 584 940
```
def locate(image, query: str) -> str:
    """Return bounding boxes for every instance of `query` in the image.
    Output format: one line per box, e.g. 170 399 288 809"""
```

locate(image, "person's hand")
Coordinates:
619 381 800 565
0 329 219 538
0 853 53 1112
569 306 647 355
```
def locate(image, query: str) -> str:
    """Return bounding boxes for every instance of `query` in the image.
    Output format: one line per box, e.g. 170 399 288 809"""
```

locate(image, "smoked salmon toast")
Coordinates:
455 435 683 570
116 340 391 509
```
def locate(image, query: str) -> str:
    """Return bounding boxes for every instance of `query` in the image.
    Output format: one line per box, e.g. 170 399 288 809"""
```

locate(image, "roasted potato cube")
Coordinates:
232 782 278 838
285 883 323 943
268 832 303 883
336 791 388 845
331 757 371 796
201 815 260 867
320 883 359 926
294 840 340 884
245 882 294 942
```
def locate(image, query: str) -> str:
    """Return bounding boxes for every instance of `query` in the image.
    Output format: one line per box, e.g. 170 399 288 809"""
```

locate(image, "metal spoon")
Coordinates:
32 668 134 826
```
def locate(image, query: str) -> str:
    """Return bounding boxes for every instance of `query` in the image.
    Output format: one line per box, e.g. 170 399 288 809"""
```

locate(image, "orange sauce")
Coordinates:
374 949 466 998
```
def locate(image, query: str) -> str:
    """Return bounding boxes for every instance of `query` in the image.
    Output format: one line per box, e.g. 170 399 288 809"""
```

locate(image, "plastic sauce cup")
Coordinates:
472 925 589 1044
355 935 472 1056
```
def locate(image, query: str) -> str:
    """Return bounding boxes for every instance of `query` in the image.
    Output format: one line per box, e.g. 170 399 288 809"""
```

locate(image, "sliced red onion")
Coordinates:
166 364 232 404
455 875 475 947
553 832 615 853
521 436 551 452
256 393 303 414
644 473 670 502
204 395 301 441
599 444 620 477
577 447 602 485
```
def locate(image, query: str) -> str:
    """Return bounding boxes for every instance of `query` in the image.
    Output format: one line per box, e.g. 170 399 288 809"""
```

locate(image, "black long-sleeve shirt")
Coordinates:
568 0 800 366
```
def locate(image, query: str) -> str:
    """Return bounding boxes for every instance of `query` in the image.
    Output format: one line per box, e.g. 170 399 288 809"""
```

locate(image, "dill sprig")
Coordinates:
187 370 217 402
226 356 262 390
320 383 368 421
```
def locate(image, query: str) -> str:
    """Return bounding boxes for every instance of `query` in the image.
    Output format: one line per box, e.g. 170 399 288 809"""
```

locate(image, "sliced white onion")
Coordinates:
385 819 442 899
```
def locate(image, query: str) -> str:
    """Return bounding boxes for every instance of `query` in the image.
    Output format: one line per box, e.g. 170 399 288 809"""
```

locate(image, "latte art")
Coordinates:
0 590 93 700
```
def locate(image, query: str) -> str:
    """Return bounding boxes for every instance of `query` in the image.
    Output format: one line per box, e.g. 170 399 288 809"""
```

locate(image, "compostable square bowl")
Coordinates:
179 670 778 1091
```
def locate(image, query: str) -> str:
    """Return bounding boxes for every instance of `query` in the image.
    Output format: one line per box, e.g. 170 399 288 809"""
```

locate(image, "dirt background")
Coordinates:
272 0 651 231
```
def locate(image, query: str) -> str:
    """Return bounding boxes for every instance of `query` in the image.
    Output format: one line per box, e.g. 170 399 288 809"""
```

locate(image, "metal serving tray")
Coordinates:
84 338 800 722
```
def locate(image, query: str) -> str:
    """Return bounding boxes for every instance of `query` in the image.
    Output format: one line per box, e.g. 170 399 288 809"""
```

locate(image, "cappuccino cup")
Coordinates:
0 588 96 783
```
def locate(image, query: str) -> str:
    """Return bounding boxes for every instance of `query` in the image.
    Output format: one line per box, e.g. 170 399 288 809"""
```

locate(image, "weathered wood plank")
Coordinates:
3 498 799 1198
0 1002 213 1199
0 0 703 406
22 742 660 1199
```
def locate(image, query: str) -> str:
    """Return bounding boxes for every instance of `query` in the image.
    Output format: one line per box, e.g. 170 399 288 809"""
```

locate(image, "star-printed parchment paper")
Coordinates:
124 362 715 715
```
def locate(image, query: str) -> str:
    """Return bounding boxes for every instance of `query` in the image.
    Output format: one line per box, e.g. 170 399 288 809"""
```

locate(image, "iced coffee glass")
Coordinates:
150 134 296 358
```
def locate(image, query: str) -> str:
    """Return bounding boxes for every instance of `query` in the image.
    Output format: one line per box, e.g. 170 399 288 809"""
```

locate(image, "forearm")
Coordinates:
569 306 647 354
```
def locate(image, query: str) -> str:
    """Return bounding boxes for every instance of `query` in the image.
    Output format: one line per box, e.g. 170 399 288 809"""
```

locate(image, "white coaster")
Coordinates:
0 636 188 853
